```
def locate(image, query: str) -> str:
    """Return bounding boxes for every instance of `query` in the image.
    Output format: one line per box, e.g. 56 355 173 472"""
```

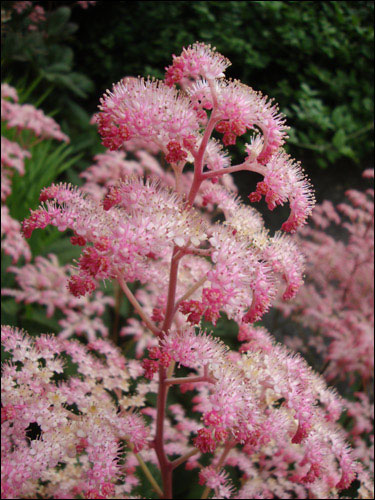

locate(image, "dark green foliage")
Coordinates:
1 1 99 156
71 0 374 170
2 3 93 100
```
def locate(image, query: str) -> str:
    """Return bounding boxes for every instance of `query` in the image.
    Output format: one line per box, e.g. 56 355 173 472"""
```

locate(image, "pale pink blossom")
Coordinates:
1 326 149 499
1 205 31 263
2 99 69 142
1 83 19 102
165 42 231 85
97 77 199 152
2 254 114 341
276 170 374 382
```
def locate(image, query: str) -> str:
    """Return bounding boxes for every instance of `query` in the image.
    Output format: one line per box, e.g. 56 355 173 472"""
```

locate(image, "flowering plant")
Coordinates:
2 43 373 499
1 82 70 265
274 168 374 482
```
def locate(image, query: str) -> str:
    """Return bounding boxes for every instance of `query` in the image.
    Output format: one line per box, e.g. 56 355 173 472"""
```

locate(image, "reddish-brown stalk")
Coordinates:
152 96 224 497
143 81 261 497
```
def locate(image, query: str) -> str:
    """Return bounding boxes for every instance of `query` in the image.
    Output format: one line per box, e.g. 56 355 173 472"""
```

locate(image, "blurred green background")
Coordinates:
2 0 374 179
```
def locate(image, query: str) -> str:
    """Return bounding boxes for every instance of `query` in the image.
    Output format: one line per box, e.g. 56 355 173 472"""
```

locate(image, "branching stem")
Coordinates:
171 449 199 470
165 374 215 386
126 440 164 498
174 275 208 313
117 277 160 336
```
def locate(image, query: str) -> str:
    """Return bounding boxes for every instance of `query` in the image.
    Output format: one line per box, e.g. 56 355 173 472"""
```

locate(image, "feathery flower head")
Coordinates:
23 180 208 296
1 83 18 102
1 205 31 263
248 150 315 233
2 100 69 142
97 77 199 152
165 42 231 86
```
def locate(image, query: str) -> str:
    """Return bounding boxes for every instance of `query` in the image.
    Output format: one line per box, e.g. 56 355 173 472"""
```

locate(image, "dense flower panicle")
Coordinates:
1 136 30 180
187 78 289 153
1 85 71 271
97 77 199 152
1 83 19 102
1 326 150 499
2 100 69 142
159 325 361 497
277 170 374 383
165 42 231 86
27 4 46 29
11 1 32 14
22 180 211 295
23 173 306 331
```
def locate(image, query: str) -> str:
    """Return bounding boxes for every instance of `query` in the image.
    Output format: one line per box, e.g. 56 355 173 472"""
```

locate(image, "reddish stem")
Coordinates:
154 365 173 498
162 246 183 334
202 160 265 180
154 87 220 498
165 374 215 386
186 110 219 207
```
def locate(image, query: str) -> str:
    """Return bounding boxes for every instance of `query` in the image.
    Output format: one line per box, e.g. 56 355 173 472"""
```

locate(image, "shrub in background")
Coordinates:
71 0 374 170
1 1 99 156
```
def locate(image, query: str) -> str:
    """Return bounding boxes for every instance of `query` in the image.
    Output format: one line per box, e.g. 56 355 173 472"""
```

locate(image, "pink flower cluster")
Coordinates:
1 325 149 499
1 205 31 263
160 325 363 496
2 96 70 143
2 43 372 499
22 179 306 329
1 83 69 264
1 136 30 202
12 1 32 15
277 169 374 383
27 4 45 31
97 42 314 233
2 254 114 341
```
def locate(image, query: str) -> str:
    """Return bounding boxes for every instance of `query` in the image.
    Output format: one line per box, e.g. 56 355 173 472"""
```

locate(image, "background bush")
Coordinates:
70 0 374 172
3 1 374 178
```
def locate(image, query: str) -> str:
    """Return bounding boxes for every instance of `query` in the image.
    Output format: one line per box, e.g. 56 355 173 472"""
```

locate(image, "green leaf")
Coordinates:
46 7 72 37
332 129 346 149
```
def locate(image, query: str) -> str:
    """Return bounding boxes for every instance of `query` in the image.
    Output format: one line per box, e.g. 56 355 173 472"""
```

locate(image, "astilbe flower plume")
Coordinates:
276 170 374 384
1 84 69 143
22 179 307 329
273 170 374 493
97 42 314 233
160 325 363 498
2 42 371 499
